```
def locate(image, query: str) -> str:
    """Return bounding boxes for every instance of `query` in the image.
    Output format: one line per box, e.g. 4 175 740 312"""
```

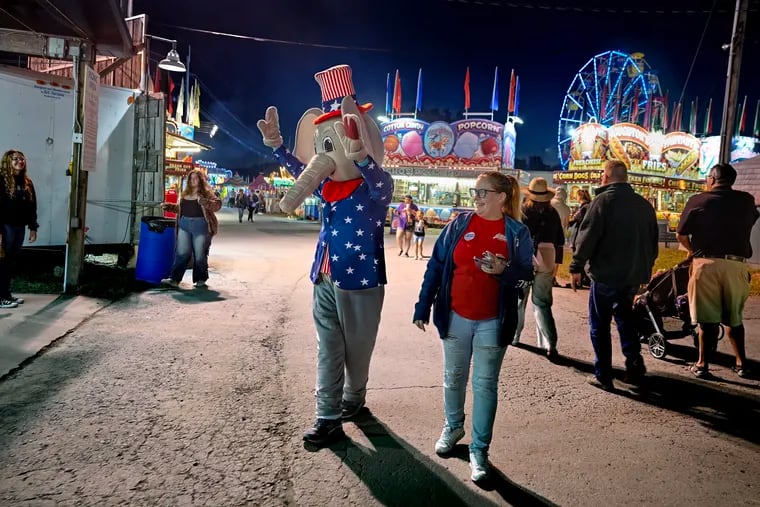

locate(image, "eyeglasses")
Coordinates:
469 188 500 199
11 157 25 162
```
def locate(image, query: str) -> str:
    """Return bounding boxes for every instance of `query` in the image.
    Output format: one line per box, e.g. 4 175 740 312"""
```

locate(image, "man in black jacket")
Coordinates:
570 160 658 390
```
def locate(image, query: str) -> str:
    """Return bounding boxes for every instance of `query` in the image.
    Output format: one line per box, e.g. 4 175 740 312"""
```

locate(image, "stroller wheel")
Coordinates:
648 333 667 359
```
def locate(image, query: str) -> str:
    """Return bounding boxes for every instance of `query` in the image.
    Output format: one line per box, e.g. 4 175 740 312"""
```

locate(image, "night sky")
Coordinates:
134 0 760 173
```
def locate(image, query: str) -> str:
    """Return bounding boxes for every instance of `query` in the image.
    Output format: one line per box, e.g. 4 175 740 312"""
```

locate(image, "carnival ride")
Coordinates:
558 50 662 169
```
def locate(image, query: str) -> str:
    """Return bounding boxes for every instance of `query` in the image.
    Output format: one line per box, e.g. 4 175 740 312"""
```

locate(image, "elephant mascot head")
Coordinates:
257 65 385 214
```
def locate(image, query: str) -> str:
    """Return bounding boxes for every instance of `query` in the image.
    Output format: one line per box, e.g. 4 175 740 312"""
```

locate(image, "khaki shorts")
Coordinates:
688 257 751 327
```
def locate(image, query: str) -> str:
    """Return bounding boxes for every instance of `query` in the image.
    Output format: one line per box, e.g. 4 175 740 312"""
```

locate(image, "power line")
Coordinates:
678 0 719 105
444 0 759 14
153 22 390 52
149 55 270 160
200 107 271 160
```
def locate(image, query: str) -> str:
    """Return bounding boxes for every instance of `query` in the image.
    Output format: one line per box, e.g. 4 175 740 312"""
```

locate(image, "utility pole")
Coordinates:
719 0 749 164
64 42 96 293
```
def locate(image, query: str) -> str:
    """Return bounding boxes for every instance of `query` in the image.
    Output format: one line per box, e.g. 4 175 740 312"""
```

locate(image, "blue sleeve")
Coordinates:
356 156 394 205
413 221 454 323
273 146 307 179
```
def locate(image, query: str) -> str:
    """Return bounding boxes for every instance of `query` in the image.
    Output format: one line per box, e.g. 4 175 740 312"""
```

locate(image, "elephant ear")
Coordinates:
360 113 385 163
294 108 323 164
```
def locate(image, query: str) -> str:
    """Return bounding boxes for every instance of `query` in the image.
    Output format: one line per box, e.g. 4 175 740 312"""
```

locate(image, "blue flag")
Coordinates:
415 68 423 112
514 76 520 116
385 72 391 115
491 67 499 111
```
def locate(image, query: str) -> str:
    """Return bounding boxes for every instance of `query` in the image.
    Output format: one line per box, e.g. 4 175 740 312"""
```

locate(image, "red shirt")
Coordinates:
450 214 509 320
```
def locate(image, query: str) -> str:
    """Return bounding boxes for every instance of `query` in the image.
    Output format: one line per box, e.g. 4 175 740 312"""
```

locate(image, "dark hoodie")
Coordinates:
0 173 39 231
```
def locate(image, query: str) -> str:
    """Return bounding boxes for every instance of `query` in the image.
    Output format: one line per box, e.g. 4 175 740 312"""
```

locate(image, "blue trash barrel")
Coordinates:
135 216 176 284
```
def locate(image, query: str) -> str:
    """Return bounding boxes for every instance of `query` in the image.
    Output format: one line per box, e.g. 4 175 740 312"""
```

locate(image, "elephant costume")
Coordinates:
257 64 393 446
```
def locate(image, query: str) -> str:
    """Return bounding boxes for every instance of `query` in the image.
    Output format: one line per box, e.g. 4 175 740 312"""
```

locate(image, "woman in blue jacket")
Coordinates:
413 171 534 482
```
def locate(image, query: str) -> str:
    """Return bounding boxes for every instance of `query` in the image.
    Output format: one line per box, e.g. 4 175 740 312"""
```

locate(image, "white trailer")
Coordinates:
0 65 158 247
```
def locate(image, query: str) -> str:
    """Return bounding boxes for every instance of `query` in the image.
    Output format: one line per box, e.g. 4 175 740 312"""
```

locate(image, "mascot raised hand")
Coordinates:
257 65 393 446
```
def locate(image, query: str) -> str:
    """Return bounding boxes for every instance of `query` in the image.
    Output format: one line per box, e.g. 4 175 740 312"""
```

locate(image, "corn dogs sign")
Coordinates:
568 122 701 180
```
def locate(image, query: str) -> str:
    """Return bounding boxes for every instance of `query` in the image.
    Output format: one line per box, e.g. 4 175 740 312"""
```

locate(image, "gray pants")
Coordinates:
313 275 385 419
514 270 558 351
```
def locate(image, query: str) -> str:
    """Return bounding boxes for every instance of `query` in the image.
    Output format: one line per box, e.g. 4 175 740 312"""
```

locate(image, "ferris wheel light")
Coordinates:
567 127 577 136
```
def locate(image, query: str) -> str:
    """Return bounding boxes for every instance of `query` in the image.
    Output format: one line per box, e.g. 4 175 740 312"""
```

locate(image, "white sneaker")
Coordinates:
434 425 465 454
0 298 19 309
160 278 179 288
469 449 489 482
194 280 207 289
10 295 24 305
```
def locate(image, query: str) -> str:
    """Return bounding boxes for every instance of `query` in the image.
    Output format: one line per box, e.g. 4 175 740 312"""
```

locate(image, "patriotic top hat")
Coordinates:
313 65 373 125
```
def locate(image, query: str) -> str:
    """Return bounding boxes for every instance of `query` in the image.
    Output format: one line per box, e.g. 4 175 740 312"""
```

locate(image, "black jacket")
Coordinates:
522 203 565 264
569 182 658 287
0 174 39 231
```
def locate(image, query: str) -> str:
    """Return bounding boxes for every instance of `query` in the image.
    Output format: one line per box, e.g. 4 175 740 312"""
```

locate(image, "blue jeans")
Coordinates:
0 224 26 299
589 281 644 382
442 311 507 452
170 216 211 283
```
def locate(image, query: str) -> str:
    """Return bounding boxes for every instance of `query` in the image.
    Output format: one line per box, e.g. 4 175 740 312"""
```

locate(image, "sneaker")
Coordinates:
587 375 615 392
0 298 19 309
160 278 179 288
469 449 490 482
341 400 365 420
194 280 207 289
732 365 750 378
434 425 465 454
303 418 345 446
10 295 24 305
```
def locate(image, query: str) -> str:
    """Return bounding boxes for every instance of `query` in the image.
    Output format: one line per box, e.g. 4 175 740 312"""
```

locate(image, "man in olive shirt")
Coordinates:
677 163 759 379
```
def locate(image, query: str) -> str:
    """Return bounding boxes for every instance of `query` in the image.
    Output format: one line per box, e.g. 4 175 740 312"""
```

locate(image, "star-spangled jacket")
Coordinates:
274 146 394 290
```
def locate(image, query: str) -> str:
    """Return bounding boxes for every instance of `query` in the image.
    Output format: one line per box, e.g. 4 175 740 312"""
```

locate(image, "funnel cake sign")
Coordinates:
568 122 702 181
381 118 503 168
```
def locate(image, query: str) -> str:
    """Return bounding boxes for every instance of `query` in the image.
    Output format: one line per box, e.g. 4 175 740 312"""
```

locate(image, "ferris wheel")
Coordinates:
557 50 662 168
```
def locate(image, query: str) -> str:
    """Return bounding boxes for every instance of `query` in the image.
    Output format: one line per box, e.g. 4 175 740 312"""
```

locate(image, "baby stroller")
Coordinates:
633 257 724 359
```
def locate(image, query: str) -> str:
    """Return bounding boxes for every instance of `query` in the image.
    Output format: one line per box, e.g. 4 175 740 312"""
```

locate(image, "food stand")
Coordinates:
381 117 516 227
554 122 706 230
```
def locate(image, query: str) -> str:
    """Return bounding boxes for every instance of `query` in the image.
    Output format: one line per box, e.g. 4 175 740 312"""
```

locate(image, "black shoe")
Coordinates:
587 375 614 392
624 358 647 384
341 400 365 420
303 418 345 446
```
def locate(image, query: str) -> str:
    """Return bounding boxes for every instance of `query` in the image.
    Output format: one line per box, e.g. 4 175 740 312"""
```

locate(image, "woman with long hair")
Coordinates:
568 189 592 288
413 171 534 482
160 169 221 288
0 150 38 308
513 177 566 360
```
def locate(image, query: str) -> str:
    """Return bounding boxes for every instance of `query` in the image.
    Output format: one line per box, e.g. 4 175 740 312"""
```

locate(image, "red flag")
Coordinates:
392 70 402 114
507 68 516 113
643 95 652 130
167 76 175 116
464 67 471 110
739 95 748 133
704 98 713 135
662 92 669 131
153 66 161 94
631 88 639 124
600 88 607 119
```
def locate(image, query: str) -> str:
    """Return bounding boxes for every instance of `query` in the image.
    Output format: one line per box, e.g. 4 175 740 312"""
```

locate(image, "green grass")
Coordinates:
557 247 760 295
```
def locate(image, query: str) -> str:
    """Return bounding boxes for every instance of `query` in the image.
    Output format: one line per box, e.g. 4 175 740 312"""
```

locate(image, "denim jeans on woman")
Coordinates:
442 311 507 452
170 216 211 283
0 224 26 299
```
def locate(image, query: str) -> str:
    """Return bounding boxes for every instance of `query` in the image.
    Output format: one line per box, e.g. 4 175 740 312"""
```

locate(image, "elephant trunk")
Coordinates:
279 153 336 214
